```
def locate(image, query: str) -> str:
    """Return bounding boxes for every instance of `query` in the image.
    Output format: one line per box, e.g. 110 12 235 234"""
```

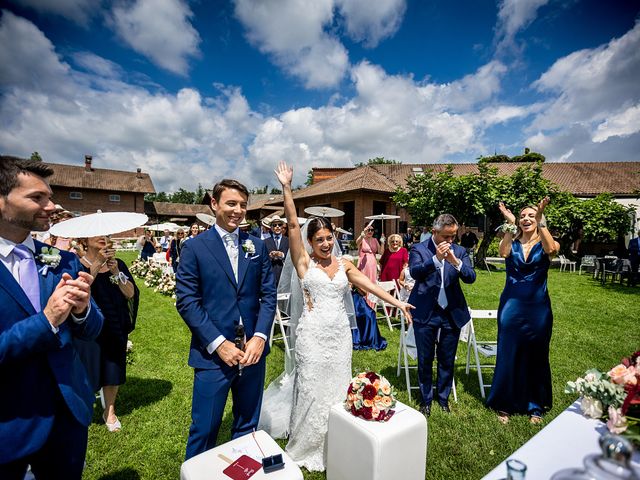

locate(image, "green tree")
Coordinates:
170 188 196 204
30 152 43 161
305 169 314 186
195 183 206 203
145 192 170 202
355 156 401 167
394 161 564 263
395 160 633 262
269 187 282 194
478 148 545 163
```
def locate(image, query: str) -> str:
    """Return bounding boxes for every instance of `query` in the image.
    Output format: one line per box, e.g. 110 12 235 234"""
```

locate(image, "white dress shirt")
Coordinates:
0 236 90 333
206 225 267 355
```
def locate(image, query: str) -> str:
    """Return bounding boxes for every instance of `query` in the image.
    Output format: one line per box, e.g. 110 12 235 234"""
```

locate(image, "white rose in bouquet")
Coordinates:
580 396 603 419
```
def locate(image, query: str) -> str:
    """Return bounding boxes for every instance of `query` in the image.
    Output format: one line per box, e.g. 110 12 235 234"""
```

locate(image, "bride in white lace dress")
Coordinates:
259 162 414 472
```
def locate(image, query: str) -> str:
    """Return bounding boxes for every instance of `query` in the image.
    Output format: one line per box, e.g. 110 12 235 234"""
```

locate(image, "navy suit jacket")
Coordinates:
629 237 639 262
408 239 476 328
176 228 277 369
0 240 103 463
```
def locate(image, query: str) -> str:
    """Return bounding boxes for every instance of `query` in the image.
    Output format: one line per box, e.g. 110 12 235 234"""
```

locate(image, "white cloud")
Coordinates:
9 0 100 25
336 0 406 48
526 125 640 163
110 0 200 76
522 22 640 163
495 0 549 52
0 12 538 192
593 104 640 143
234 0 406 89
0 10 71 93
531 22 640 130
234 0 348 89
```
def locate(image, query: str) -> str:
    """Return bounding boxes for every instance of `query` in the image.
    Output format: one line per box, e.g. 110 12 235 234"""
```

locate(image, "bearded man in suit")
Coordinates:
0 158 103 479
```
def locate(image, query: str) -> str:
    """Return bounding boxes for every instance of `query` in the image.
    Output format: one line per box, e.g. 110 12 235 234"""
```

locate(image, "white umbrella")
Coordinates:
147 222 180 232
49 211 148 238
364 214 401 236
304 206 345 218
196 213 215 226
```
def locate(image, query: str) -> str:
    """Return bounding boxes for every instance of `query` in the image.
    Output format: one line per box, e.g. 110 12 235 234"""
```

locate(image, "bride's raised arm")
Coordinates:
274 161 309 278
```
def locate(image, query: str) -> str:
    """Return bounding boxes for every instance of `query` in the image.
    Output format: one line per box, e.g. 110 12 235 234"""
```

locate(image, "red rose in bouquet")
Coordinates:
344 371 397 422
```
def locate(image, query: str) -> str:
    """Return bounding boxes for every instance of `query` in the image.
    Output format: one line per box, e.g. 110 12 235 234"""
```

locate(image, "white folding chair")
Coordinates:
558 254 576 273
464 308 498 399
579 255 596 275
269 293 293 359
396 312 458 403
374 280 400 330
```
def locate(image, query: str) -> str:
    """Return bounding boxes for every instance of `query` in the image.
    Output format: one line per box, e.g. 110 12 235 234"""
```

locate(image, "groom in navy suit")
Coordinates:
177 179 277 459
0 158 103 479
408 214 476 416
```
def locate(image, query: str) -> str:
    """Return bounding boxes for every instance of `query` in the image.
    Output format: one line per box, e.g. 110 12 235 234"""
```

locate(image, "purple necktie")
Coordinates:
13 244 41 312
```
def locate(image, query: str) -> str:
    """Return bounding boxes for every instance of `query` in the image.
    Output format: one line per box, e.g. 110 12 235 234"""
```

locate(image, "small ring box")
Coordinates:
262 454 285 473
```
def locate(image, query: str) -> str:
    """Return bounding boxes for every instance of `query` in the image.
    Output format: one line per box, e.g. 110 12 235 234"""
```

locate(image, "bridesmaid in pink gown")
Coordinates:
357 224 383 308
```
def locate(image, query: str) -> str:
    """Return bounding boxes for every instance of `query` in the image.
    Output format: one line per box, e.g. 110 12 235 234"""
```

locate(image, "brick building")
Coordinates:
45 155 155 218
276 162 640 237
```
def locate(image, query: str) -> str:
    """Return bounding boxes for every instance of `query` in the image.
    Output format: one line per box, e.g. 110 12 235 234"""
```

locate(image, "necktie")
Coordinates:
275 235 280 250
13 244 41 312
437 265 448 310
224 233 238 280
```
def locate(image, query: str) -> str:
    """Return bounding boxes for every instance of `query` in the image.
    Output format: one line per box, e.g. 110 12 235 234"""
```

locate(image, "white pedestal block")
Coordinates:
326 401 427 480
180 430 303 480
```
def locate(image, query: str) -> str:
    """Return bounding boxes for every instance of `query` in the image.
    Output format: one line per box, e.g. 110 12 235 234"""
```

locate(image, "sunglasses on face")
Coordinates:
271 223 284 227
365 229 373 232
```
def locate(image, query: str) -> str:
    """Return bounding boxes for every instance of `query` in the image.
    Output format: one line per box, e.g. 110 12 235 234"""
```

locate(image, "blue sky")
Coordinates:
1 0 639 192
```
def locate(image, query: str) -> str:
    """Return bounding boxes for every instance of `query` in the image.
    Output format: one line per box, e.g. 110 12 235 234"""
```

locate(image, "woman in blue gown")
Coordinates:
486 198 560 424
351 288 387 351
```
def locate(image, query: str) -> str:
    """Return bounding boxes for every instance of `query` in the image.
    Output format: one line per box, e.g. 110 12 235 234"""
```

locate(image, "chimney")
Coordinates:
136 167 142 178
84 155 92 171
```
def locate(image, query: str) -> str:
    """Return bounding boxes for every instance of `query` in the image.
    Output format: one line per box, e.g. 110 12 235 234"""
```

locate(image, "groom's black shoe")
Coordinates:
419 404 431 417
438 402 451 414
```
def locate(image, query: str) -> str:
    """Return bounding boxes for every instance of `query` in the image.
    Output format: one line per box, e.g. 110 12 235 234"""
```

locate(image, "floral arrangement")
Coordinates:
129 259 176 298
565 351 640 445
345 372 396 422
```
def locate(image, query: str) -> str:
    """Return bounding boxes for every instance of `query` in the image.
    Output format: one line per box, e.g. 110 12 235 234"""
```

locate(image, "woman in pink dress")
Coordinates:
379 234 409 282
357 224 383 308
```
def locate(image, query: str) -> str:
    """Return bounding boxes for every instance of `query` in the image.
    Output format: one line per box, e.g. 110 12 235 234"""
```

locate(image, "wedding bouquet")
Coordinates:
345 372 396 422
565 351 640 446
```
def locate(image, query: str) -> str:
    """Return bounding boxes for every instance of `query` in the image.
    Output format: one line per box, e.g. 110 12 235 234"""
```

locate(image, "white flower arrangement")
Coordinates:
38 247 61 275
242 239 255 257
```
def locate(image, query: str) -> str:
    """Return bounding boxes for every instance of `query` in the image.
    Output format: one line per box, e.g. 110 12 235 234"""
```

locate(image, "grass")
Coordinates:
82 251 639 480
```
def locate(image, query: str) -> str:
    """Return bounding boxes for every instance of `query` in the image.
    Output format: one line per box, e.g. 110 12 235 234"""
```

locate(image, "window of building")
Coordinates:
109 194 121 203
69 192 82 200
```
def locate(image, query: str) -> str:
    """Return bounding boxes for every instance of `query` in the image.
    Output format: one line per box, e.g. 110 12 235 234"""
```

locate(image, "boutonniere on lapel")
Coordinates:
242 239 256 258
38 246 62 275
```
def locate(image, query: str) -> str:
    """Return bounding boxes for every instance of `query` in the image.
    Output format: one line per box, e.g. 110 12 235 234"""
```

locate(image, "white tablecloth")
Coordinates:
180 430 302 480
482 400 640 479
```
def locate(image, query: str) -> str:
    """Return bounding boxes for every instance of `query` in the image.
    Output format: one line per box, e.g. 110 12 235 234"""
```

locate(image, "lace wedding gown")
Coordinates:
259 259 352 471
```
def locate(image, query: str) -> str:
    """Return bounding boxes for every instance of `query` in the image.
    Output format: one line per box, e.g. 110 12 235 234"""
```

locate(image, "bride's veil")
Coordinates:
258 218 356 438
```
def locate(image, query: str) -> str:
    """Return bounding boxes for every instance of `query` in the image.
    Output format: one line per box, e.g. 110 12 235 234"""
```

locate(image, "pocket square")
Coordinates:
250 255 260 260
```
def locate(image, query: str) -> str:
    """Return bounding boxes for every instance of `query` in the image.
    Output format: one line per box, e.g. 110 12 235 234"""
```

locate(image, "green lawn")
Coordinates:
83 252 639 479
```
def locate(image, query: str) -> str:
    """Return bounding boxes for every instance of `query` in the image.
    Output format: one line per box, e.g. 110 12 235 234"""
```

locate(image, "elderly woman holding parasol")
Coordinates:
50 211 145 432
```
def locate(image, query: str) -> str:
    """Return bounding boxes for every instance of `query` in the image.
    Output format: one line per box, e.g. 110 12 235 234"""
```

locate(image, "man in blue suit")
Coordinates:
628 230 640 287
177 179 277 460
408 214 476 416
0 158 103 479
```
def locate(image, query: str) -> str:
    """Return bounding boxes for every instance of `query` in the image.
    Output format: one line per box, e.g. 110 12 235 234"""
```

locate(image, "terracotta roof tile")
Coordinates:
45 162 155 193
304 162 640 197
146 201 213 216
